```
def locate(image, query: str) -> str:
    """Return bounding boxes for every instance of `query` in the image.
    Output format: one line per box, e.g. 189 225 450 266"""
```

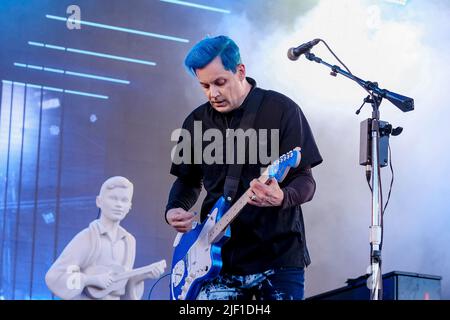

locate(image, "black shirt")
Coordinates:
167 78 323 275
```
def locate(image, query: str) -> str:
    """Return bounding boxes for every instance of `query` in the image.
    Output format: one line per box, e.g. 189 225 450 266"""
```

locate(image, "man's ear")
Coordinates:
237 64 246 80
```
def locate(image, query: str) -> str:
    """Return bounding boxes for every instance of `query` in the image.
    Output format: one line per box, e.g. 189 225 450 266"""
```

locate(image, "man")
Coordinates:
45 176 165 300
166 35 322 300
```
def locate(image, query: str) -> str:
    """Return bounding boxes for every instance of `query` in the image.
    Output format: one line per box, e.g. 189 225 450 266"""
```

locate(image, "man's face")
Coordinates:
97 187 133 222
196 56 246 113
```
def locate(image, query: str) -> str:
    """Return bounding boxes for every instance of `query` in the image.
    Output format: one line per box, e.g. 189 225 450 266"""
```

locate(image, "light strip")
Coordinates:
64 89 107 98
43 86 64 93
160 0 230 14
2 80 108 100
45 44 65 51
65 71 129 84
28 41 44 47
43 67 64 74
28 41 156 66
27 65 44 71
45 14 190 43
14 62 130 84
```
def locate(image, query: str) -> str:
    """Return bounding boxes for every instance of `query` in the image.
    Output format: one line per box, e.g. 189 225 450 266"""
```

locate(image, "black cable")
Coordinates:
382 145 394 216
377 127 384 250
379 144 394 252
369 260 383 300
318 39 352 74
366 168 372 192
147 272 171 300
317 39 390 300
318 39 378 117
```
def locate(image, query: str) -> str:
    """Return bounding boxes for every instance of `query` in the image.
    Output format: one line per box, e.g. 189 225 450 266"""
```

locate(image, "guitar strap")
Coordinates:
223 87 265 203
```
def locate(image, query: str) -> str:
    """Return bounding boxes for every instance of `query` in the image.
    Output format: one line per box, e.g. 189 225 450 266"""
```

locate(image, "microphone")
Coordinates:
287 39 320 61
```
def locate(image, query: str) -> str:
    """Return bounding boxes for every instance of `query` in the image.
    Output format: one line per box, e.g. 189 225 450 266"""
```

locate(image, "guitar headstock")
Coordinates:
268 147 302 182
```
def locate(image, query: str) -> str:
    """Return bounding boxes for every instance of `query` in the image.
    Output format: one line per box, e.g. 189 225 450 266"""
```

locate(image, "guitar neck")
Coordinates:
113 260 165 282
208 169 270 243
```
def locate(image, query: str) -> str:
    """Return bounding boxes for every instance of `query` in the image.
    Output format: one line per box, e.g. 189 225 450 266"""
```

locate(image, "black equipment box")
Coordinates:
307 271 442 300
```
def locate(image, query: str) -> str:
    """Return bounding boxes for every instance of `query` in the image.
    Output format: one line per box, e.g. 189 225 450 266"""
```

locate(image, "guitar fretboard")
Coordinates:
208 169 270 244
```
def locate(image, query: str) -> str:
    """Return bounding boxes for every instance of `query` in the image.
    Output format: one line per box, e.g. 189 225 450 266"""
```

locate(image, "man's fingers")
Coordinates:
171 214 188 222
171 219 193 228
248 192 270 206
168 209 195 222
250 179 272 195
248 178 283 207
251 188 270 200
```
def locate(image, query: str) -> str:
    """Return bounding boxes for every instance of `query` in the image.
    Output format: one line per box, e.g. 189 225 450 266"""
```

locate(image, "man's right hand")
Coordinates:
166 208 196 233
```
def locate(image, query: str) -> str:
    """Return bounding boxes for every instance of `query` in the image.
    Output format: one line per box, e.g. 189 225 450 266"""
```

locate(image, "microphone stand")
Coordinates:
303 51 413 300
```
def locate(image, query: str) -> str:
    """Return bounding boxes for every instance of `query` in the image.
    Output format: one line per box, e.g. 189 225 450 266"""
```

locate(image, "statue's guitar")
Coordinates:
86 259 166 299
170 147 302 300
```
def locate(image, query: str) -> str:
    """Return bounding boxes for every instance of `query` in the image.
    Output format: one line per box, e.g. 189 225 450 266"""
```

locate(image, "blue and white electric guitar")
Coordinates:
170 147 302 300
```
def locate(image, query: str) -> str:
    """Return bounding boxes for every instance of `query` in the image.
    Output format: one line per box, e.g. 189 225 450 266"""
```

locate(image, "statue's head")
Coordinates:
96 176 134 222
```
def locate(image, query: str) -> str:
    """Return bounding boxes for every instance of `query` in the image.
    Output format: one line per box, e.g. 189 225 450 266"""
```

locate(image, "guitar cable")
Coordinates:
147 272 171 300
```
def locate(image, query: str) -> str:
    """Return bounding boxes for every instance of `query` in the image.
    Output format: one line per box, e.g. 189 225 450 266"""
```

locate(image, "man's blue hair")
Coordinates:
184 35 242 76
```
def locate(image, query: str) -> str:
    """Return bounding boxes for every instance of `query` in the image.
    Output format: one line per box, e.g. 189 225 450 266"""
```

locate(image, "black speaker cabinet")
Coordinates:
307 271 442 300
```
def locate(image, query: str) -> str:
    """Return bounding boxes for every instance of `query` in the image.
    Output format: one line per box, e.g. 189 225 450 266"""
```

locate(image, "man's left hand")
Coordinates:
247 178 284 207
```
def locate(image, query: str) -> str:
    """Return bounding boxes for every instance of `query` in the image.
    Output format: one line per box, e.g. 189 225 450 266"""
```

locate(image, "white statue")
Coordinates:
45 176 166 300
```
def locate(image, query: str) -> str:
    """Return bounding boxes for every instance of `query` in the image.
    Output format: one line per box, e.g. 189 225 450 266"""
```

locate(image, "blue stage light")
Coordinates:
43 67 64 74
14 62 130 84
65 71 130 84
160 0 231 14
2 80 108 100
42 86 63 93
28 41 156 66
46 14 190 43
64 89 108 99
